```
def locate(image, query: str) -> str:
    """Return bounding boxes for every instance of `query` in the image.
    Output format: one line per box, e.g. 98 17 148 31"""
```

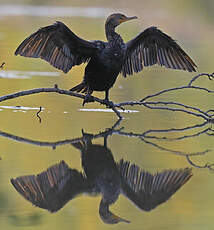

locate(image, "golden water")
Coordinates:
0 1 214 229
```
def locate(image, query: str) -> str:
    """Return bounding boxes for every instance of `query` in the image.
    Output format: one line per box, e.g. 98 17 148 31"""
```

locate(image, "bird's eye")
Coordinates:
118 15 126 23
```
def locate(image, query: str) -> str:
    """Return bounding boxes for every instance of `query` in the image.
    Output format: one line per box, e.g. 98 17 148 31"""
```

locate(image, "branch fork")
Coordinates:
0 72 213 120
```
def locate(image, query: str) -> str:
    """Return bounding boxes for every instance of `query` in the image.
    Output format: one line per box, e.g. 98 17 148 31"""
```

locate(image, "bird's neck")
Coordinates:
99 198 113 223
105 24 121 42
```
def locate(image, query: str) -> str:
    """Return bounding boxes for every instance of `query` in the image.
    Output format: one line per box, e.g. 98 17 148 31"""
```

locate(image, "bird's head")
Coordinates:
106 13 137 28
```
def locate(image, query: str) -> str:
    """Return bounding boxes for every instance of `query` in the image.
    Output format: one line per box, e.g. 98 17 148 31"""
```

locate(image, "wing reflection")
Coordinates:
11 133 192 224
11 161 88 212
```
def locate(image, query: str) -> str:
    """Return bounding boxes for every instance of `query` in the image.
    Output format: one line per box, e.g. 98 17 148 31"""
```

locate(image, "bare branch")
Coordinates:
0 85 122 119
0 72 213 120
142 101 209 120
115 73 214 121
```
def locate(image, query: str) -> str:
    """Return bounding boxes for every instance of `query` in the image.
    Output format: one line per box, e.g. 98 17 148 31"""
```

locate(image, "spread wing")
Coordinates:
122 27 197 77
11 161 88 212
118 159 192 211
15 21 98 73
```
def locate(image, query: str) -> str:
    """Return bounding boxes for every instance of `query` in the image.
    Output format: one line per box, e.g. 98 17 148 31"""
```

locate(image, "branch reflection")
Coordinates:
11 132 192 224
2 119 214 169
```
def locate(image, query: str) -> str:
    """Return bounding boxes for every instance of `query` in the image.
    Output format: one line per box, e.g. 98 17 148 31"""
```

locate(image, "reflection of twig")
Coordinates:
36 107 42 123
112 125 211 156
113 121 210 141
188 72 214 86
0 130 81 150
108 122 214 170
0 119 214 170
140 137 211 157
0 120 210 151
115 127 213 170
186 155 214 171
0 62 5 69
0 119 122 150
141 121 209 141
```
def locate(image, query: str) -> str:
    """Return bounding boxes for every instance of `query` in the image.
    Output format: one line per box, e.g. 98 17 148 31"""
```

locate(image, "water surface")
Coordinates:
0 1 214 230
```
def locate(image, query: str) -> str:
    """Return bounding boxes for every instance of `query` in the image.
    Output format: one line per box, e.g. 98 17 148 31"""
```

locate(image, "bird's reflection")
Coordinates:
11 133 192 224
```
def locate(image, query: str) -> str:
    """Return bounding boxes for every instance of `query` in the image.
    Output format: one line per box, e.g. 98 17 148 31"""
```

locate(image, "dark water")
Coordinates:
0 2 214 230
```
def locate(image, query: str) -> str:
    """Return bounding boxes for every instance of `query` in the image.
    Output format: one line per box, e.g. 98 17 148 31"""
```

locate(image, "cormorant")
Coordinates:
11 135 192 224
15 13 197 105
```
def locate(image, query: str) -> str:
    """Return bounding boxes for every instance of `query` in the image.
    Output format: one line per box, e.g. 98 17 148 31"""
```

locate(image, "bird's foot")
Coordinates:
102 99 125 111
82 94 95 106
81 129 94 140
102 99 115 108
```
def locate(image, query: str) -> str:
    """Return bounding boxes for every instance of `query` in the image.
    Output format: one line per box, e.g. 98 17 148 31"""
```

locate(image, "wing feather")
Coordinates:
122 27 197 77
15 21 98 73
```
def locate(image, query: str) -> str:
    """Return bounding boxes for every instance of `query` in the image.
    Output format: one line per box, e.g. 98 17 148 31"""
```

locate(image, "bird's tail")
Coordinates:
70 82 88 93
70 82 94 106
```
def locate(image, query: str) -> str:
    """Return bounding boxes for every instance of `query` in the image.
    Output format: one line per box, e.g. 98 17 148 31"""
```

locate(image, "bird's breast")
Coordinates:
100 46 125 68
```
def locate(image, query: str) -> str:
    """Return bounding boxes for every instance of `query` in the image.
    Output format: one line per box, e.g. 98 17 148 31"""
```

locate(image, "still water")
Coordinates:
0 1 214 230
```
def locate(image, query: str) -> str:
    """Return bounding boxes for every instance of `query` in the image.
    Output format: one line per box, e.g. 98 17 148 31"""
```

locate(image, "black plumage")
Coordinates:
15 13 197 102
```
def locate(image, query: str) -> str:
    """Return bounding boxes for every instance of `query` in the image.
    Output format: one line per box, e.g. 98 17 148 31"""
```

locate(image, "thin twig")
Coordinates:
0 62 5 69
143 102 209 120
139 85 214 103
36 107 42 123
145 101 209 117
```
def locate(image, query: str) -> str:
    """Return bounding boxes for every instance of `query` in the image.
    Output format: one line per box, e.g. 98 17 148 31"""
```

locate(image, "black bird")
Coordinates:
11 135 192 224
15 13 197 105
